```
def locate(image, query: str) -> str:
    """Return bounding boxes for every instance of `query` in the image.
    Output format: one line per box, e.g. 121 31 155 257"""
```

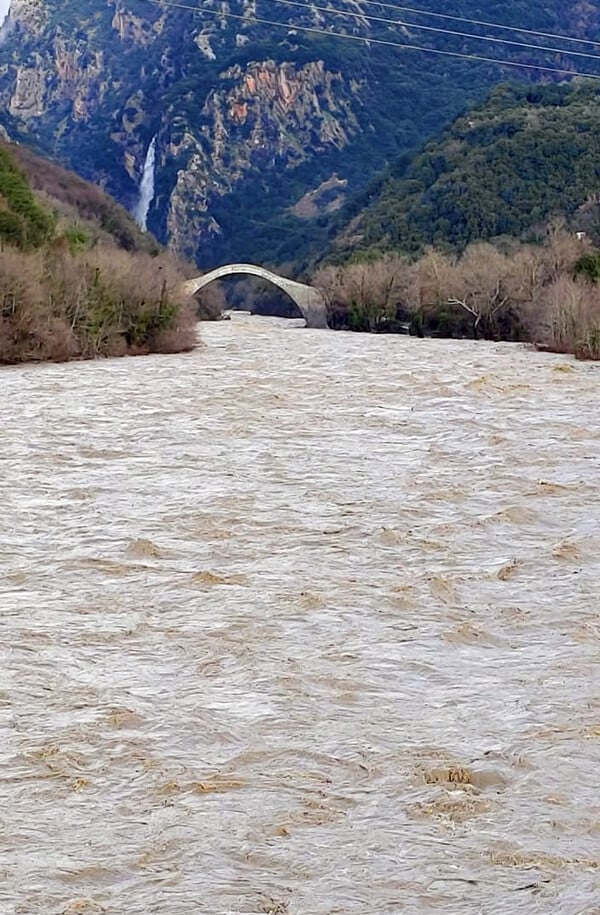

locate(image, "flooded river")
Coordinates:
1 314 599 914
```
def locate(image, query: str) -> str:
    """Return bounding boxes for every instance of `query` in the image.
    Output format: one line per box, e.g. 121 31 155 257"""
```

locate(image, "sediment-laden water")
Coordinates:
1 314 599 914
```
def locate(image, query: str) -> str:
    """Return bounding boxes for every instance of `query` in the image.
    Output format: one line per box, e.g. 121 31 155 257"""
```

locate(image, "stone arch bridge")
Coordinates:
183 263 328 329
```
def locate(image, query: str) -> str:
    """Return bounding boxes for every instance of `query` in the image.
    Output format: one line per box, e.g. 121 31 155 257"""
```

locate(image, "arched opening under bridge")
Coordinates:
183 264 329 329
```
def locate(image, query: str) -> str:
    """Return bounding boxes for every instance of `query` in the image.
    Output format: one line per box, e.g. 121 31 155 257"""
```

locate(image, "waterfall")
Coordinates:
134 136 157 232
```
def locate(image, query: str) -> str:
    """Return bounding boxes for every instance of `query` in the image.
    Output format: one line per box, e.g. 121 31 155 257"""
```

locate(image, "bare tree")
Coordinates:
530 274 600 357
412 248 455 309
541 220 591 281
314 255 410 329
314 228 600 358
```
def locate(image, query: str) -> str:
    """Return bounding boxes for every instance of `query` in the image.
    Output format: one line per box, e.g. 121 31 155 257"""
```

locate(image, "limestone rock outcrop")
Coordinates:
1 0 599 267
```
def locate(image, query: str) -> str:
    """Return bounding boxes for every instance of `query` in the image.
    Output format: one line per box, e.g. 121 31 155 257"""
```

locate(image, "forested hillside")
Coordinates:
2 1 600 269
0 140 196 364
330 80 600 259
5 141 161 254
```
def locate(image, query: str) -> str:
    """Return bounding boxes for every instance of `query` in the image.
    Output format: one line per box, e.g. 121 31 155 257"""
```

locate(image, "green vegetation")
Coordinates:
0 142 196 364
0 146 55 249
574 250 600 283
331 81 600 260
4 0 600 269
317 79 600 360
9 143 161 255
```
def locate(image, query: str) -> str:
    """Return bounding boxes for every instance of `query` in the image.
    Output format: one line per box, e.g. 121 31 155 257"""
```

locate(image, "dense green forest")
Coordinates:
329 81 600 260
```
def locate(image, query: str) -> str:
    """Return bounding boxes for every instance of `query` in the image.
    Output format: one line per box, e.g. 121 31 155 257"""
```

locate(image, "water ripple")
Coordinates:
1 315 599 913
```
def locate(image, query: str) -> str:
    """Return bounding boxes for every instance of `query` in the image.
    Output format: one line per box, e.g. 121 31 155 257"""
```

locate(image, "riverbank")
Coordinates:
316 229 600 360
0 247 197 364
0 141 197 364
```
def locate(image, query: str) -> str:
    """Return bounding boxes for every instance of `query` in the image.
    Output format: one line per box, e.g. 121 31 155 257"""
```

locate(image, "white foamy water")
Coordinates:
134 136 156 232
1 314 599 914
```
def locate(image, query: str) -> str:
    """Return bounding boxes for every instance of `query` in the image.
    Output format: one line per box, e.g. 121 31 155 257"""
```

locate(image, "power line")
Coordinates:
345 0 600 50
146 0 600 79
150 0 600 52
265 0 600 62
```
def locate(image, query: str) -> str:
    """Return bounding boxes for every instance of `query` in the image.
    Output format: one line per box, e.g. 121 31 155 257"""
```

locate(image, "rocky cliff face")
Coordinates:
1 0 600 268
0 0 369 265
163 57 358 259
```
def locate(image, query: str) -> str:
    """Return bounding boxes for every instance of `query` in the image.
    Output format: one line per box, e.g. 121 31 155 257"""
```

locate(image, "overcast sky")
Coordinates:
0 2 9 24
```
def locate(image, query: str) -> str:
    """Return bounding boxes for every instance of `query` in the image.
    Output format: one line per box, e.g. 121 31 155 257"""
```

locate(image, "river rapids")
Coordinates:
1 314 599 914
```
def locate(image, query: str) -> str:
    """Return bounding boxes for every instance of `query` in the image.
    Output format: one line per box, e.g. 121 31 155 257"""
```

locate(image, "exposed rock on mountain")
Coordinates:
164 56 358 260
1 0 600 268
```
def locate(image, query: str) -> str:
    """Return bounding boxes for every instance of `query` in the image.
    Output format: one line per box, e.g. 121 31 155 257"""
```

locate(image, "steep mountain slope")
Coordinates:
5 139 161 253
1 0 600 269
0 138 196 363
329 80 600 258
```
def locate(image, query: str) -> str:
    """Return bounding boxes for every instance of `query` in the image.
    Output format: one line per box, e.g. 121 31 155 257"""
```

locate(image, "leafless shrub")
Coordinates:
312 229 600 357
195 282 226 320
151 302 198 353
540 221 591 282
315 255 412 330
0 246 197 364
530 275 600 359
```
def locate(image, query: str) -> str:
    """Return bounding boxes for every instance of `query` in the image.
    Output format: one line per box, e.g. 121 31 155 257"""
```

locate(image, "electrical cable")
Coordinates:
353 0 600 50
145 0 600 79
262 0 600 62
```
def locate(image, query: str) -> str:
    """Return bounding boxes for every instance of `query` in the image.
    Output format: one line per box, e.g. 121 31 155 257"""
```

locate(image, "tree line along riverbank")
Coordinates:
314 226 600 360
0 141 198 365
3 135 600 364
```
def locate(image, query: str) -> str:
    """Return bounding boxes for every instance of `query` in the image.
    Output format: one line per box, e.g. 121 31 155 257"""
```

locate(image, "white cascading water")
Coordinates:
134 136 157 232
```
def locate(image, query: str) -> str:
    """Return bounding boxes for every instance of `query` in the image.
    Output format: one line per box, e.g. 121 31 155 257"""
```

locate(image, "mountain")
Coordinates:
5 137 161 253
1 1 600 270
329 79 600 258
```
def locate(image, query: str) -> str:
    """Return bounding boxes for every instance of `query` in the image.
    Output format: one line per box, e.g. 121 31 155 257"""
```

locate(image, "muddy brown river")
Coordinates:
1 314 599 914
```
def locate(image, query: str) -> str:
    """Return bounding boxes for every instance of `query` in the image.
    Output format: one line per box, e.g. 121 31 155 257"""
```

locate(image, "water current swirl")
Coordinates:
1 314 599 914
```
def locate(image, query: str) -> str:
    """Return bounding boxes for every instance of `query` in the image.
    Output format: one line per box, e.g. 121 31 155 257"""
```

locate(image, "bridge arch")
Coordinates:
183 263 328 329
